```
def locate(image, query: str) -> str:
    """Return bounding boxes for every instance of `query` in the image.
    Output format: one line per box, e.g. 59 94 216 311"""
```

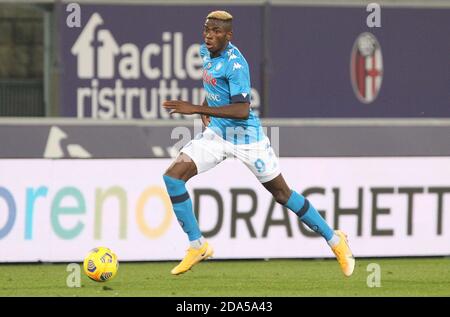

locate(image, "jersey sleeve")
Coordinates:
226 59 251 103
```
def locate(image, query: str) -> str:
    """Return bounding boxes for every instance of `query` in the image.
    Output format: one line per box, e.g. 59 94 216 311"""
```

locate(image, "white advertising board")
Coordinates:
0 158 449 262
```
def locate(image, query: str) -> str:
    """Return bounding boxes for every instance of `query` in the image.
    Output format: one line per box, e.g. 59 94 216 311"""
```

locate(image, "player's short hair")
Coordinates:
206 10 233 21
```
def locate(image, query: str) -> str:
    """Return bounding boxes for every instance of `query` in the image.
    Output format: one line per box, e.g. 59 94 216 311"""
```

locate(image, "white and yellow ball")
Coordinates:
83 247 119 282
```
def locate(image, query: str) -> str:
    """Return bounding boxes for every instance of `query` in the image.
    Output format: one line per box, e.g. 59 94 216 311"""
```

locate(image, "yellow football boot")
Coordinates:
331 230 355 277
171 241 214 275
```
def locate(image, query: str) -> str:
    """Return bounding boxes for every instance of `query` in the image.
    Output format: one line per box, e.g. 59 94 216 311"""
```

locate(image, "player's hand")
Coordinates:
163 100 198 115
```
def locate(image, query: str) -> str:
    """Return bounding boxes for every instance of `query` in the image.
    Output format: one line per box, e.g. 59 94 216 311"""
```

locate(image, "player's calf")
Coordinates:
283 189 356 276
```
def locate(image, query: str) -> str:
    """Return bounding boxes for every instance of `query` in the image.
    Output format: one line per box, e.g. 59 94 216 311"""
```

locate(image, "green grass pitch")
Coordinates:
0 258 449 296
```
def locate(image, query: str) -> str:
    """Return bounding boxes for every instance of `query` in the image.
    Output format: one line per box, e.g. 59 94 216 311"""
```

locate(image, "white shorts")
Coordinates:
181 128 281 183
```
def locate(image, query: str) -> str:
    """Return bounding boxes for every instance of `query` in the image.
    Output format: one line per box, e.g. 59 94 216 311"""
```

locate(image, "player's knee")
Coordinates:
272 188 291 205
163 168 182 180
163 161 197 182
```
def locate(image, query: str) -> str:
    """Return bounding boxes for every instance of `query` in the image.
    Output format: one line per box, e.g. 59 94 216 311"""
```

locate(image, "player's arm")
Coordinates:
198 102 249 120
201 99 211 126
163 100 250 120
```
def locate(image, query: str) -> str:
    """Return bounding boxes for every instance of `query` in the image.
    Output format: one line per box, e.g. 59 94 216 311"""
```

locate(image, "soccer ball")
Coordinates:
83 247 119 282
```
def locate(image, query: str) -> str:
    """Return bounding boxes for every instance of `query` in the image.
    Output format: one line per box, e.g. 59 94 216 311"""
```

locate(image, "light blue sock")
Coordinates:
284 190 334 241
163 175 202 241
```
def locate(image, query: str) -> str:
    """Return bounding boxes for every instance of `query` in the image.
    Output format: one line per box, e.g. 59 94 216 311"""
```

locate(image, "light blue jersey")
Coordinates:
200 42 263 144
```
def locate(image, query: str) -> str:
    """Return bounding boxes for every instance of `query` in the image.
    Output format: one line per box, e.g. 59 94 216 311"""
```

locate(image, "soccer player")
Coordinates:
162 10 355 276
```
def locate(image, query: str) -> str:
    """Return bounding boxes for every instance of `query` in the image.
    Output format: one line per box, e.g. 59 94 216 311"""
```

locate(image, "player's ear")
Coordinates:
226 31 233 41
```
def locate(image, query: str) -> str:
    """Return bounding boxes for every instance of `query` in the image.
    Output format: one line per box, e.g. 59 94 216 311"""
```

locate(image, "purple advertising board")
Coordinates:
60 5 449 119
59 5 263 119
268 6 450 117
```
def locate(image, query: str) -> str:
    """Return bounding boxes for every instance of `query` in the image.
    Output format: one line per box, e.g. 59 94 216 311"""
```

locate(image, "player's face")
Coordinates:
203 19 232 55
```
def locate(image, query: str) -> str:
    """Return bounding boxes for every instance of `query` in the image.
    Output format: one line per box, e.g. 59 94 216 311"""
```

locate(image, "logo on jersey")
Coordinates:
228 54 237 61
206 92 220 102
350 32 383 104
232 62 243 71
202 69 217 86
